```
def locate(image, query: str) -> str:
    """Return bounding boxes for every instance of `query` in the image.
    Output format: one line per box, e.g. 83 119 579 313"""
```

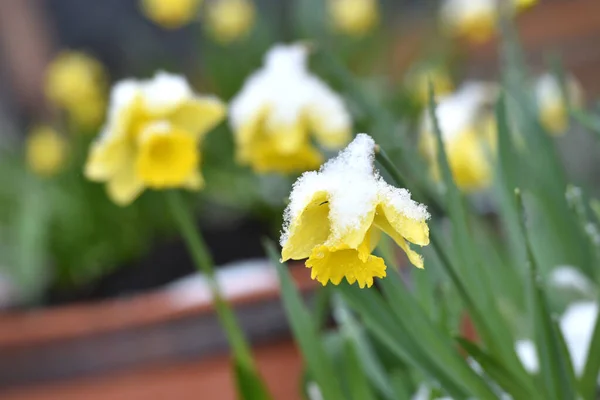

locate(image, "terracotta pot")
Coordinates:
0 261 317 400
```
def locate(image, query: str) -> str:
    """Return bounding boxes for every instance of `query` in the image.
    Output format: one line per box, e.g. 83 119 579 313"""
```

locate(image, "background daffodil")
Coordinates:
204 0 256 44
229 44 352 174
280 134 430 288
535 73 583 136
44 51 107 130
328 0 379 37
85 72 226 206
420 82 498 192
26 126 69 177
440 0 537 43
140 0 202 29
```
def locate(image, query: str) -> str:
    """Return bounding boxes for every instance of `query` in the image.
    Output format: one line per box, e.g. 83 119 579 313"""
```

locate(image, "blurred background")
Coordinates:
0 0 600 398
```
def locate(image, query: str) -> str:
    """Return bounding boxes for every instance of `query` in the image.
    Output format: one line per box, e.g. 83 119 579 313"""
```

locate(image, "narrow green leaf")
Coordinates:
376 246 498 400
516 190 578 400
332 295 396 400
580 308 600 400
263 239 345 400
234 362 272 400
457 338 536 400
339 284 470 399
343 340 378 400
426 83 522 369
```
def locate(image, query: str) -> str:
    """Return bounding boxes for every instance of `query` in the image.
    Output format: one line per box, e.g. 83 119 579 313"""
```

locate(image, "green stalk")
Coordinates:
165 190 255 370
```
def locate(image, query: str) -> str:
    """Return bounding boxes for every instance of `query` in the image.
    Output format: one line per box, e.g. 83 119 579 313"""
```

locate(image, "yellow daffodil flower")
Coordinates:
85 72 226 206
328 0 379 37
408 66 454 105
45 51 107 129
26 126 68 177
535 73 583 136
230 44 352 173
441 0 537 43
281 134 430 288
140 0 201 29
204 0 255 44
420 82 497 192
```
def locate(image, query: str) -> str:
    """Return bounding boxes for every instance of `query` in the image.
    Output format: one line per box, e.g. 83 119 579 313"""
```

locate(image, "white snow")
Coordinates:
229 43 351 140
281 133 429 246
421 81 497 142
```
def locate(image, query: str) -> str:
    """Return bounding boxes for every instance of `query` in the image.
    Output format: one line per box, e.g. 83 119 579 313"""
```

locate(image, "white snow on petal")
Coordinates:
441 0 496 31
141 71 194 114
515 339 539 373
560 301 598 375
281 133 429 246
535 73 583 111
229 43 351 136
421 81 496 143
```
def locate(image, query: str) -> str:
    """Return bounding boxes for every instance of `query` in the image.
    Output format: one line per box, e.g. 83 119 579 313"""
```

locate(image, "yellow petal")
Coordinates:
26 126 68 177
446 130 493 191
377 204 429 246
281 191 331 261
249 140 323 173
329 208 376 251
135 123 199 188
84 136 131 181
309 123 351 150
268 121 307 155
306 244 386 288
169 96 226 140
184 169 205 190
373 211 424 269
106 160 145 206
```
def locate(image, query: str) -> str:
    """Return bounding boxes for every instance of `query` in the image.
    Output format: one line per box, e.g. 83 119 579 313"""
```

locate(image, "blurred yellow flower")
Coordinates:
140 0 201 29
45 51 107 129
230 44 352 173
204 0 255 44
408 67 454 105
281 134 430 288
441 0 537 43
535 73 583 136
85 72 226 206
421 82 497 191
328 0 379 36
26 126 68 177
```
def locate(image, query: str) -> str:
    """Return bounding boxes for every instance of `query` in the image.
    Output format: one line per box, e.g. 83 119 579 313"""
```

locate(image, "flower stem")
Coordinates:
165 190 255 370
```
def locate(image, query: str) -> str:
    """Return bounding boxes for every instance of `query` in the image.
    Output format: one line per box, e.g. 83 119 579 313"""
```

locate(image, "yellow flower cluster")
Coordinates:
420 82 497 191
85 72 225 206
45 51 107 130
440 0 538 43
328 0 379 37
26 126 68 177
140 0 201 29
204 0 255 44
230 44 352 174
281 134 430 288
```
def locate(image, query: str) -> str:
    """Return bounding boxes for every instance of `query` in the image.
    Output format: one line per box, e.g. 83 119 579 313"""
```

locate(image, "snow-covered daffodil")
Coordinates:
26 126 68 177
535 73 583 136
140 0 201 29
204 0 255 44
281 134 430 288
328 0 379 37
420 82 498 191
85 72 226 206
45 51 106 129
230 44 352 173
440 0 537 43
